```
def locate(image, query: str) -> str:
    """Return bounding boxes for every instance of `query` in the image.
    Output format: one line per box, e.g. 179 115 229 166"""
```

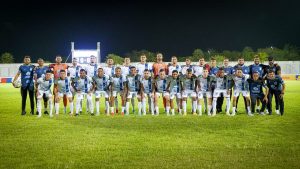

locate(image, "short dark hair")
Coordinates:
144 69 150 72
159 69 165 72
130 66 136 69
98 67 103 71
60 70 66 73
187 68 193 73
172 70 178 74
46 70 52 74
268 69 275 74
24 56 31 59
80 69 86 73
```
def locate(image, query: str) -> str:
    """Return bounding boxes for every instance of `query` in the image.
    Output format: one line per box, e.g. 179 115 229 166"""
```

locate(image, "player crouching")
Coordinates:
153 69 170 116
54 70 73 115
180 69 197 115
36 70 54 117
166 70 183 116
140 69 155 115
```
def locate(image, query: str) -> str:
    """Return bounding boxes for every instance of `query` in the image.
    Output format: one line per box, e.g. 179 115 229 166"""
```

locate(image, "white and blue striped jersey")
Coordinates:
92 74 110 91
55 77 72 93
84 64 99 78
68 65 82 78
126 74 141 92
136 63 153 76
120 65 131 76
110 75 126 92
140 77 153 94
233 75 249 91
154 76 168 93
103 66 116 77
73 76 93 93
37 76 53 91
168 64 182 75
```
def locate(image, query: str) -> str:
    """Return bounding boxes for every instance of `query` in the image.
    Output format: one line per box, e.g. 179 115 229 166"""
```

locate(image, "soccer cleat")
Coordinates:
44 111 48 115
259 112 265 115
36 111 39 115
121 112 124 116
30 111 34 115
183 112 187 116
247 112 254 116
49 114 53 118
226 112 231 116
276 110 280 115
80 111 82 114
217 109 222 113
208 113 211 116
256 109 260 113
231 111 236 116
21 111 26 115
193 112 197 116
75 113 79 116
91 113 95 116
212 112 216 116
116 109 119 114
111 112 115 116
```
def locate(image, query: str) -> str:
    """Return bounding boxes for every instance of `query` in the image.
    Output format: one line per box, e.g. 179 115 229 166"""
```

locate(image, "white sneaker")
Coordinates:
226 112 231 116
260 112 265 115
49 114 53 118
231 112 236 116
248 112 254 116
212 112 216 116
276 110 280 115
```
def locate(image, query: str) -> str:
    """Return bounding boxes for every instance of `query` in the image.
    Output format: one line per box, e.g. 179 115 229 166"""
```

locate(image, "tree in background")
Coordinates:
0 52 14 63
191 49 204 61
106 54 124 65
242 47 255 61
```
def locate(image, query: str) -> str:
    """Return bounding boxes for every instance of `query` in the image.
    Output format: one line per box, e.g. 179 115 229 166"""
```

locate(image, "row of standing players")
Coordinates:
13 53 284 117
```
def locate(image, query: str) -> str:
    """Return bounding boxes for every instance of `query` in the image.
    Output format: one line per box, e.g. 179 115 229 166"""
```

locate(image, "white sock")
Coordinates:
126 102 130 115
247 106 251 113
166 106 170 114
69 102 73 114
171 109 175 115
150 99 154 115
87 96 94 114
155 106 159 115
192 101 197 113
208 105 212 115
96 101 100 114
55 103 59 114
257 106 260 110
37 99 42 116
142 99 146 115
105 101 110 114
226 98 230 113
198 104 202 115
212 98 217 114
111 107 114 113
138 102 142 115
121 106 125 113
182 101 187 113
232 107 236 115
76 99 81 114
49 100 53 116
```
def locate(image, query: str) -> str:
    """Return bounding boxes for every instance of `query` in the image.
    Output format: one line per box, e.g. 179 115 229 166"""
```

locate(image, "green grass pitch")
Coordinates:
0 81 299 169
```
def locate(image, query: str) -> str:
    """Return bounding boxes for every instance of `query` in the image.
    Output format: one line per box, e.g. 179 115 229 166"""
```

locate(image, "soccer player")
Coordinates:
196 69 214 116
249 55 265 113
92 68 110 115
34 58 49 115
68 58 82 99
212 68 231 116
125 66 142 115
85 55 99 78
36 70 54 117
209 57 219 76
103 58 115 77
232 56 250 112
49 55 69 113
181 58 194 75
136 54 153 76
266 70 285 115
54 70 73 115
152 53 169 111
263 56 281 77
247 71 268 115
121 57 132 77
153 69 170 115
231 68 252 116
180 69 197 115
12 56 35 115
109 67 127 115
193 57 210 77
223 58 234 75
168 56 182 75
71 69 94 116
166 70 183 115
152 53 168 77
140 69 155 115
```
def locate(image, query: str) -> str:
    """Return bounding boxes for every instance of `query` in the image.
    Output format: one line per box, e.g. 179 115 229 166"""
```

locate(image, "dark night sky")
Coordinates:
1 0 300 62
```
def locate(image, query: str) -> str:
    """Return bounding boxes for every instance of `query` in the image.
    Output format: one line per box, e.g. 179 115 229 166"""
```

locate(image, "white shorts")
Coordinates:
182 90 197 98
155 91 169 98
234 90 249 97
58 91 72 98
95 90 109 98
127 91 139 99
37 90 52 99
198 91 212 99
77 92 92 100
213 89 229 98
169 92 181 99
109 91 123 97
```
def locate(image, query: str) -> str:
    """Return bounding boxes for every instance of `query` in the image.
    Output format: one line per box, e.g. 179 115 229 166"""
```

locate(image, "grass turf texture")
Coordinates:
0 82 299 169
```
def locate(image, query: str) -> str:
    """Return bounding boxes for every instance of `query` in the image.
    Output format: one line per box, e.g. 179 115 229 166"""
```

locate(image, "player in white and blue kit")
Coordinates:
121 57 132 77
136 54 153 76
140 69 155 115
92 68 110 115
153 69 170 115
109 67 127 115
231 68 252 116
36 70 54 117
168 56 182 76
166 70 182 115
71 69 94 116
180 69 197 115
125 66 142 115
54 70 73 115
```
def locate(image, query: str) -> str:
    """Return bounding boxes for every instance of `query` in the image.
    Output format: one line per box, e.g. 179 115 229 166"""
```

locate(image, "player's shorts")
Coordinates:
127 91 139 99
76 92 92 100
198 91 212 99
58 91 72 98
213 89 229 98
95 90 109 98
37 90 52 99
155 91 169 98
169 92 182 99
110 91 124 97
234 90 249 97
182 90 197 98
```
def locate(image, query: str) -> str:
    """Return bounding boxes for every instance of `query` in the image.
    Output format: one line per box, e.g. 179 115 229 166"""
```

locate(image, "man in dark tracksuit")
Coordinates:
12 56 35 115
247 71 268 115
265 70 285 115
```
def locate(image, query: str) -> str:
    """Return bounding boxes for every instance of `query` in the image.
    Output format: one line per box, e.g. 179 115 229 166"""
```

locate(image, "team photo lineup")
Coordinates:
12 53 285 118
